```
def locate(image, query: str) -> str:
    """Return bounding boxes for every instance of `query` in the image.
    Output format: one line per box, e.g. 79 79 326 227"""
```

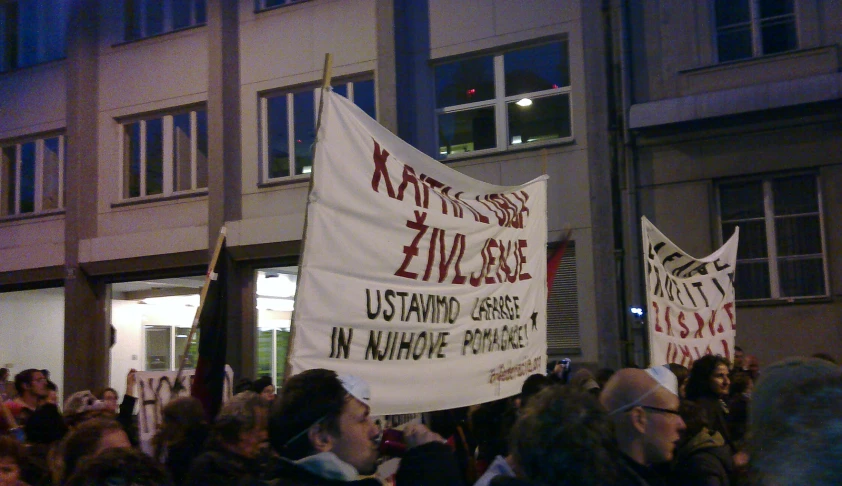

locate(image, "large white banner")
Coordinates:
643 217 738 367
289 91 548 414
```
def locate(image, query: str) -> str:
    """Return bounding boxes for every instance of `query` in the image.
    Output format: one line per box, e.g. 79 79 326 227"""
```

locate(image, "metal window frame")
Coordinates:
716 171 828 301
714 0 798 61
119 107 206 201
434 41 574 160
0 134 65 216
261 78 374 183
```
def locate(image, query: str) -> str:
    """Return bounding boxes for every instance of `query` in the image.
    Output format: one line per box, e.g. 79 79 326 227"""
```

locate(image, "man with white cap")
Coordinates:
600 366 686 486
265 368 463 485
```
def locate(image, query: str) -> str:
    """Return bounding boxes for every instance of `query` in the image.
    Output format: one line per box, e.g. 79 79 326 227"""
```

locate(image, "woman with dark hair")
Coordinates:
57 417 131 484
152 396 209 485
685 355 733 448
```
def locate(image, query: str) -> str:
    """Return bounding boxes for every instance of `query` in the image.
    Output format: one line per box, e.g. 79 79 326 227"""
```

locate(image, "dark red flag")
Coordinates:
191 244 228 422
547 228 572 291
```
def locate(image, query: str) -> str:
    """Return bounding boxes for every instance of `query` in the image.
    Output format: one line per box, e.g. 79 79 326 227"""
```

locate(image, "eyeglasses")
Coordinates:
640 405 681 416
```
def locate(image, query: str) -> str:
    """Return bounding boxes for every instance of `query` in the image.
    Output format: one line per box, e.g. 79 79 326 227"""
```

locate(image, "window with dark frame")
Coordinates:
0 135 65 217
120 107 208 200
260 78 376 182
718 173 827 301
124 0 206 41
714 0 797 63
0 0 67 73
434 40 572 159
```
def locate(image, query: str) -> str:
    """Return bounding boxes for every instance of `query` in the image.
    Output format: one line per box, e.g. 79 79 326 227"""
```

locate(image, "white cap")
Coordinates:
338 374 371 407
646 365 679 396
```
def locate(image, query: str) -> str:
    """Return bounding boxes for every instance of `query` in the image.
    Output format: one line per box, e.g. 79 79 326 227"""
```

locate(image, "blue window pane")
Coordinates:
353 79 376 120
332 84 347 98
293 91 315 175
2 2 20 71
776 216 821 257
719 181 764 220
435 57 494 108
715 0 750 26
438 107 496 156
172 0 192 29
195 110 208 188
759 0 794 18
761 20 797 55
267 95 290 179
718 27 752 62
773 175 817 215
779 258 825 297
194 0 206 24
125 123 141 198
735 262 771 299
125 0 142 40
504 41 569 96
17 0 39 68
19 141 35 213
145 118 164 195
146 2 164 36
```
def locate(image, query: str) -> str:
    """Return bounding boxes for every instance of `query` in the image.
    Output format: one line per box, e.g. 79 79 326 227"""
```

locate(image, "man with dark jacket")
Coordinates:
264 369 463 485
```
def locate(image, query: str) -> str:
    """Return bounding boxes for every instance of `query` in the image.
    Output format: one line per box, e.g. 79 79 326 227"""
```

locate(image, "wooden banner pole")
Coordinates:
173 227 227 388
283 53 333 384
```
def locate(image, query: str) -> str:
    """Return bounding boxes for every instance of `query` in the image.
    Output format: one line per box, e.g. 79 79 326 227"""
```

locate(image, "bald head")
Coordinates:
600 368 685 466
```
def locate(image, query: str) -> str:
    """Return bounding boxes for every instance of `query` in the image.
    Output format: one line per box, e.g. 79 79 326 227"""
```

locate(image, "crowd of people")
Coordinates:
0 348 839 486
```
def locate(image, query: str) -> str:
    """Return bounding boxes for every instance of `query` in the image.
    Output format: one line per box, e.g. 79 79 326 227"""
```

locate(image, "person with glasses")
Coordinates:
600 366 686 486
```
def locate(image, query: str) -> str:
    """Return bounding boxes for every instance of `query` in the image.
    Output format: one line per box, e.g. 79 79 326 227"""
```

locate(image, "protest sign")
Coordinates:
288 91 548 414
135 365 233 453
642 217 738 367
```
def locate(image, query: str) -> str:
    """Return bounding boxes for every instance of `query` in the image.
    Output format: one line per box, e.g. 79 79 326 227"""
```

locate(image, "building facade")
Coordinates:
0 0 626 398
620 0 842 366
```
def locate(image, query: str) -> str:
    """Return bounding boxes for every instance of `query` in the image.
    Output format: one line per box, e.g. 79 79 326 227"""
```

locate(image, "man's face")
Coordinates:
642 389 685 464
28 372 48 398
709 364 731 396
329 397 379 475
733 350 744 369
103 390 119 413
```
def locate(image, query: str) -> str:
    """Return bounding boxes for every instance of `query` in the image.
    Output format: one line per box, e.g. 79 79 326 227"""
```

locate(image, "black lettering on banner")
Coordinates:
692 282 709 307
329 327 353 359
683 282 697 306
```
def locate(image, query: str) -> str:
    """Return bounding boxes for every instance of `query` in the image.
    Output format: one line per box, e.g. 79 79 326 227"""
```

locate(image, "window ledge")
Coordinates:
0 57 67 77
736 295 833 307
0 209 65 224
257 175 311 189
440 137 576 163
112 189 208 208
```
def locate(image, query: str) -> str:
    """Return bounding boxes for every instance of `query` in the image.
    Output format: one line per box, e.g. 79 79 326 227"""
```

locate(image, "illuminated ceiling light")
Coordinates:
516 98 533 107
139 295 200 307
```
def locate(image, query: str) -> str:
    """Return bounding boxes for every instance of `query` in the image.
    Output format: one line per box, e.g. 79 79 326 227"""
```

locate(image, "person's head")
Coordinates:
60 418 131 482
251 376 275 403
749 356 840 447
510 386 618 485
14 368 47 399
212 391 269 459
667 363 689 398
749 372 842 486
0 436 26 486
569 369 601 395
685 355 731 400
99 387 119 413
729 372 753 398
733 346 744 369
45 380 58 406
152 396 207 460
270 369 379 475
0 368 8 383
600 367 686 465
64 447 173 486
519 373 551 409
